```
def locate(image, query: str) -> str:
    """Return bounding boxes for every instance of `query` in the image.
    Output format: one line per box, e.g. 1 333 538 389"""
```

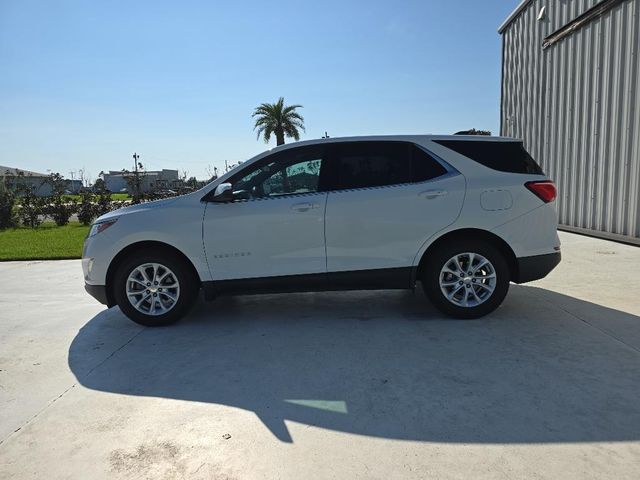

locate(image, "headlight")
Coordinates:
88 219 118 237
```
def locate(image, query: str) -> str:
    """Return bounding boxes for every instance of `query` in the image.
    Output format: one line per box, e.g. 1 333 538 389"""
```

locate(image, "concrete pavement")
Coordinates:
0 231 639 479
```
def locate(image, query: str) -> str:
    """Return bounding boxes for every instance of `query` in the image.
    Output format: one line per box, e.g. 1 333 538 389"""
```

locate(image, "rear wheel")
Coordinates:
113 249 199 326
422 240 510 319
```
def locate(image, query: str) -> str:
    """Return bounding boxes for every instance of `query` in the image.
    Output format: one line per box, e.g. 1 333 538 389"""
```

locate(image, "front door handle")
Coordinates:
291 202 318 212
419 190 448 199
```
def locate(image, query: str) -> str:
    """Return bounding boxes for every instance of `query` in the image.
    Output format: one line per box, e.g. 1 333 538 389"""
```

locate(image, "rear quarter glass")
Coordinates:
434 140 544 175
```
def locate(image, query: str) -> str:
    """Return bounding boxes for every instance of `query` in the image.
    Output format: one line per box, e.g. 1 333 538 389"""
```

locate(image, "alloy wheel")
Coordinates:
126 262 181 316
439 252 497 308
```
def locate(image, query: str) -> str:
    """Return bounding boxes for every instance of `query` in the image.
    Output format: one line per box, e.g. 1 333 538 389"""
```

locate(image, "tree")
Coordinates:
252 97 305 146
78 167 92 189
186 176 199 189
77 190 97 225
93 178 106 192
121 163 146 204
205 164 218 181
454 128 491 136
45 172 67 197
12 170 44 228
0 174 17 229
44 172 75 226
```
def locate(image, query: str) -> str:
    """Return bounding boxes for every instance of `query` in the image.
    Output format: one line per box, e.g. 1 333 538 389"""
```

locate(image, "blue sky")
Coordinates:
0 0 517 181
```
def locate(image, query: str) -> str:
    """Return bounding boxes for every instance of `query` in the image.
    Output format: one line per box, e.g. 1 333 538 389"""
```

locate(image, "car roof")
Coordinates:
268 134 521 153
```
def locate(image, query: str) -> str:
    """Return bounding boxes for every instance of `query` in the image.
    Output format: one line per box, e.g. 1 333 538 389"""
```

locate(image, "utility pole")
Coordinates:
133 152 140 198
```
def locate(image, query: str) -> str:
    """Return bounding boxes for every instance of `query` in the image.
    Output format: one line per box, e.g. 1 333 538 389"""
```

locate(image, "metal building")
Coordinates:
499 0 640 244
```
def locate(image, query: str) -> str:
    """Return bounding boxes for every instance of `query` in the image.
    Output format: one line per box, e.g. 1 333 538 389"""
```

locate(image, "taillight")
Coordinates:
525 181 557 203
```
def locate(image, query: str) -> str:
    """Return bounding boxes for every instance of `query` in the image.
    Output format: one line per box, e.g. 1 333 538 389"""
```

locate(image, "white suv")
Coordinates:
83 135 560 326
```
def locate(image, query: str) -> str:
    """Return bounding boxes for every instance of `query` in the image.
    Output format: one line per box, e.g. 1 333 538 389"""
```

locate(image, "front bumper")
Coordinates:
85 283 109 305
514 251 561 284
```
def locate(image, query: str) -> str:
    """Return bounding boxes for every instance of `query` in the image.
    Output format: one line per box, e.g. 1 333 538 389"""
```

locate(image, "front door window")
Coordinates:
232 147 324 199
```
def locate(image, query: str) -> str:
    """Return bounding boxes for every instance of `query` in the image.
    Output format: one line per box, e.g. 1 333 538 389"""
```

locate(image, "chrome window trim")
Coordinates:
214 190 327 204
209 141 460 202
326 171 460 195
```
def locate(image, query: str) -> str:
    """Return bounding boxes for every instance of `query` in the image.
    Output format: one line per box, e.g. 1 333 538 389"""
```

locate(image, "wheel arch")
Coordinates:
105 241 201 307
414 228 518 283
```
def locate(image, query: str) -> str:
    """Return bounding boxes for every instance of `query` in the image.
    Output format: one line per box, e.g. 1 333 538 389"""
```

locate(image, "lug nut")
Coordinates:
146 289 150 293
153 293 157 297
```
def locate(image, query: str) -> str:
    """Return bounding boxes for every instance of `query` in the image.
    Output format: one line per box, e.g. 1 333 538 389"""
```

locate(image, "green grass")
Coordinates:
0 221 90 261
110 193 130 201
14 193 131 205
61 193 130 201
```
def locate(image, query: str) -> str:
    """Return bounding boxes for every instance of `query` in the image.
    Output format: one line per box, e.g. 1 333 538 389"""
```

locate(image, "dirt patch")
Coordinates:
109 441 185 479
109 441 236 480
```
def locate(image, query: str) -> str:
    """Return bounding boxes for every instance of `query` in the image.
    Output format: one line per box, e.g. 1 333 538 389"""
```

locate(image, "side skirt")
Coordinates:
202 267 414 300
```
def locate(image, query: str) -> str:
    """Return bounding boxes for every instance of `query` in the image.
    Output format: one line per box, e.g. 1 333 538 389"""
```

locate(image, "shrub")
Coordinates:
0 185 17 229
49 197 76 226
77 192 97 225
454 128 491 136
18 194 44 228
6 170 46 228
41 172 75 227
95 191 114 217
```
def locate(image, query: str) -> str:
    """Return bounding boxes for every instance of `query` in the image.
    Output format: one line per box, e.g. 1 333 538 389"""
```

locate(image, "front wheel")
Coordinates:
422 241 510 319
113 249 198 326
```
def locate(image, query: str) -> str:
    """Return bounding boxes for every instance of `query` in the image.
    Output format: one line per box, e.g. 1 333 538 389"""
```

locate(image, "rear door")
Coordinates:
324 141 465 274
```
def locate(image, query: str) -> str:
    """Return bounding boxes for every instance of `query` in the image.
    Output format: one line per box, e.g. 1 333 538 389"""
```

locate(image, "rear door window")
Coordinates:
411 145 448 182
328 141 448 190
332 142 411 189
434 140 544 174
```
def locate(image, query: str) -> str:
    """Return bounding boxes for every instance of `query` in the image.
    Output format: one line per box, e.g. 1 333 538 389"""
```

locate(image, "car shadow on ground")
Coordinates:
68 285 640 444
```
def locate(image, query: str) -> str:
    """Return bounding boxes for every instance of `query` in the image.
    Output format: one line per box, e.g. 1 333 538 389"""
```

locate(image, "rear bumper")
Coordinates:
514 252 561 284
85 283 109 305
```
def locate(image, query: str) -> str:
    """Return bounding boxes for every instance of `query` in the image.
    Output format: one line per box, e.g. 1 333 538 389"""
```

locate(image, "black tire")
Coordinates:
113 248 199 327
421 240 510 319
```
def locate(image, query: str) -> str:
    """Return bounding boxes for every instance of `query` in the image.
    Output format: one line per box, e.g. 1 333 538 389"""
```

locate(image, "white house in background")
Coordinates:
0 165 53 196
102 169 182 193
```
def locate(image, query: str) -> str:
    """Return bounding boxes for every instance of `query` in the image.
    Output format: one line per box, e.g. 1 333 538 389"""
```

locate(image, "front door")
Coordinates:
203 145 328 281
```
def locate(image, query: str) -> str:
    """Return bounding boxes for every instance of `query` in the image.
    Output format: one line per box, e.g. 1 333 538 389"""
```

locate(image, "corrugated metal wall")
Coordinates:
500 0 640 243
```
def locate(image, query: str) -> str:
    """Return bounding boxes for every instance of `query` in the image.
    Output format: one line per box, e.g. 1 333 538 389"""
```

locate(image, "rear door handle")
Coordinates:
419 190 448 199
291 202 318 212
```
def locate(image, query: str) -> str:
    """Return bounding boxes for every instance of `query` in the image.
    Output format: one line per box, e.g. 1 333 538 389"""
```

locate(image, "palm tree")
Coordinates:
252 97 305 146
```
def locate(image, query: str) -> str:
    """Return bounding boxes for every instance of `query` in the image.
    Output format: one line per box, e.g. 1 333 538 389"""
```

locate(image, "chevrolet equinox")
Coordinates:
83 135 561 326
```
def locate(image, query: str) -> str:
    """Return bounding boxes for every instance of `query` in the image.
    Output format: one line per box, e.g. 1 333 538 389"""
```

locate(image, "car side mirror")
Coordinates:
211 183 234 203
